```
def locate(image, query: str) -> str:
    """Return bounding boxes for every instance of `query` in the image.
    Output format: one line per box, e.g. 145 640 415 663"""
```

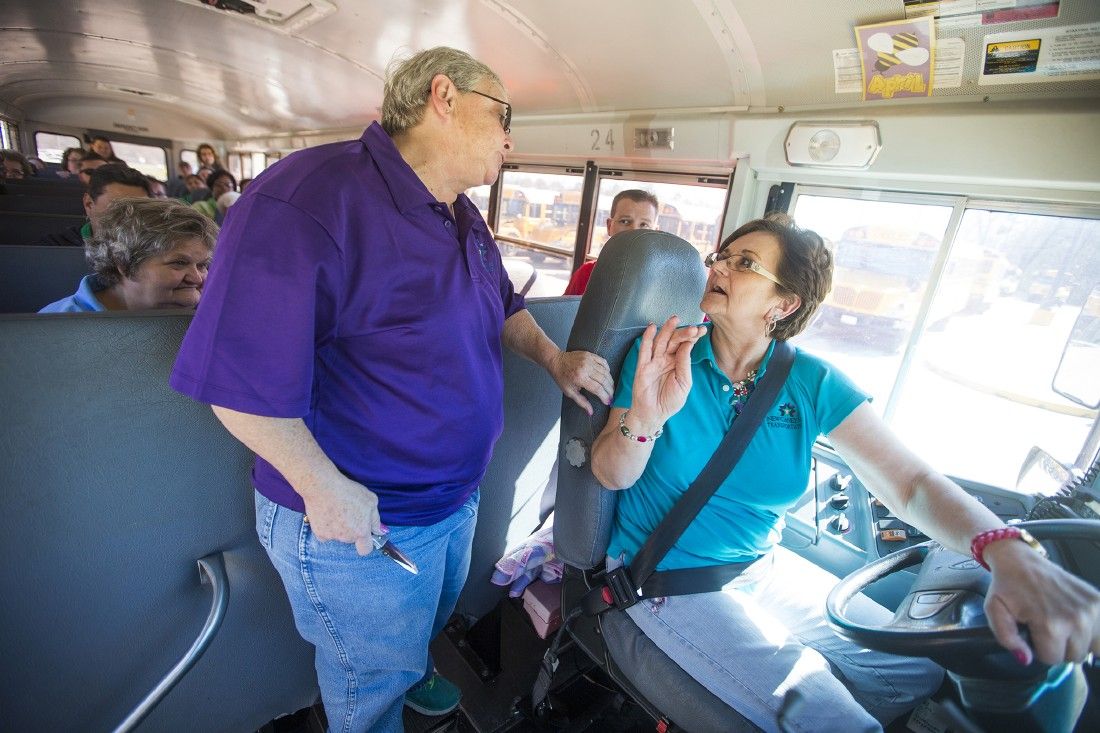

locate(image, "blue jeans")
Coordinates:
613 546 944 733
256 489 479 733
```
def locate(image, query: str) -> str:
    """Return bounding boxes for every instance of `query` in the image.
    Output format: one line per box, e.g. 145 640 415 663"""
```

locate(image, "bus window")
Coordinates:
467 184 491 221
790 192 953 367
111 140 168 180
34 131 80 164
891 209 1100 489
591 178 727 261
793 190 1100 490
495 169 582 297
180 149 199 172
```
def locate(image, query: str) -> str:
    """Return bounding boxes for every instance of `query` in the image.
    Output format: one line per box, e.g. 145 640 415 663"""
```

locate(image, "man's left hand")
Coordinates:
549 350 613 416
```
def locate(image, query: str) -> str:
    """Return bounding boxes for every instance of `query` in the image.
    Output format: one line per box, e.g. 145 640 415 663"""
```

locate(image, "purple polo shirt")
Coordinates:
170 122 525 525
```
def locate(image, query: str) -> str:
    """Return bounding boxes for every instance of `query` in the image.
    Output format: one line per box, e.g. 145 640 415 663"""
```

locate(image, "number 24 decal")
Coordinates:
591 128 614 151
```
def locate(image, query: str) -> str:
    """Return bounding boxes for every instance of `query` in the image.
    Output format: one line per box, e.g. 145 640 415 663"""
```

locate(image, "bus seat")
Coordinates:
0 193 85 215
0 313 317 732
0 211 84 245
454 296 579 622
0 244 90 312
554 230 759 732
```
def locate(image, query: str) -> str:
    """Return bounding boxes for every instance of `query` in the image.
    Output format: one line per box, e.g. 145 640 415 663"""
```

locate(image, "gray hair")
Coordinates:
87 198 219 287
381 46 502 135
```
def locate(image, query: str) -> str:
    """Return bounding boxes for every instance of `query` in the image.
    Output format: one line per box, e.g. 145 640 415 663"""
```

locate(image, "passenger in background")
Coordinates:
183 174 208 203
171 45 611 732
215 190 240 223
78 152 109 186
191 169 237 219
563 189 659 296
1 149 33 179
89 135 124 163
25 156 47 176
40 198 217 313
196 166 214 185
146 176 169 199
166 160 194 199
35 163 151 246
196 142 223 171
58 147 85 178
239 177 253 192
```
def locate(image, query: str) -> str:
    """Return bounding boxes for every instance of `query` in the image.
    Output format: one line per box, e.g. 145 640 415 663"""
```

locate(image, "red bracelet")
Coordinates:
970 526 1047 570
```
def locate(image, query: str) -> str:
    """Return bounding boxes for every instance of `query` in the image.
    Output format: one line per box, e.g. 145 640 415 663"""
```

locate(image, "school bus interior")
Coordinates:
1 0 1098 731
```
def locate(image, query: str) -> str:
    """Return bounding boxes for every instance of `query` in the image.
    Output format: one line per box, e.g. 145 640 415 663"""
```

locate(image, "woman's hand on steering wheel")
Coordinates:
983 537 1100 666
629 316 706 428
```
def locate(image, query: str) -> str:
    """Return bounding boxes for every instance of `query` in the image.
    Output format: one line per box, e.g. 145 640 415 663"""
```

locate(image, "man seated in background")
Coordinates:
35 164 151 246
167 160 194 199
146 176 169 199
77 152 109 186
563 189 659 295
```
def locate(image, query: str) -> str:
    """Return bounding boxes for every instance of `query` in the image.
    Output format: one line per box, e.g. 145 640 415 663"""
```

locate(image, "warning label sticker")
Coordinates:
984 39 1041 74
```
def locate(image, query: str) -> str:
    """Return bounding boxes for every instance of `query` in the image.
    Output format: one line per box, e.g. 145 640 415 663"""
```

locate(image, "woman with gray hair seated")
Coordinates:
40 198 218 313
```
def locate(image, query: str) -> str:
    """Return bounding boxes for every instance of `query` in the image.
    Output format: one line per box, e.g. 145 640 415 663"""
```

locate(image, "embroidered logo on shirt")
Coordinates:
475 237 495 275
766 402 801 429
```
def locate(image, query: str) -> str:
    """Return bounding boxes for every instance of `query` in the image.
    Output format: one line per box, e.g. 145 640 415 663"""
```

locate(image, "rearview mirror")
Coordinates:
1052 285 1100 409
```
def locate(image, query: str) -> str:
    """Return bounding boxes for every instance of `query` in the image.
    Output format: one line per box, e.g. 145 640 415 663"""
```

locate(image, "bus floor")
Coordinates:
260 594 657 733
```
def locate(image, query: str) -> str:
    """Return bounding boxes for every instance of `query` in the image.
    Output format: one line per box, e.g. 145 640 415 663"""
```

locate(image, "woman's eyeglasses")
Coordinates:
468 89 511 134
704 249 786 289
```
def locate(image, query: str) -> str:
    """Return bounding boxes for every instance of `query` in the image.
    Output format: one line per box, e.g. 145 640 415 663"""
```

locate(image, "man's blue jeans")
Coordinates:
256 489 479 733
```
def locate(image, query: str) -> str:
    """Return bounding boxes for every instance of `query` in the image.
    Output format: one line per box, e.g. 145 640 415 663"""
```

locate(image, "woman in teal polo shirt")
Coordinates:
590 214 1100 732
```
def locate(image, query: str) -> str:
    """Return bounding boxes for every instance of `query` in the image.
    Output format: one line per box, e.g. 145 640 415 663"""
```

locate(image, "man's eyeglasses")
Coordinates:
468 89 511 134
704 249 786 289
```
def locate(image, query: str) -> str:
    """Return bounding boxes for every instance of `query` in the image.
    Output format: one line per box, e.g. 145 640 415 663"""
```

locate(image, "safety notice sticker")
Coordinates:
980 22 1100 84
984 39 1041 75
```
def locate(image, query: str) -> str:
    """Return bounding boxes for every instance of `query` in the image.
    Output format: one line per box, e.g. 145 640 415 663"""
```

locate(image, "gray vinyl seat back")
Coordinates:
0 211 84 244
555 230 706 569
555 231 760 733
0 193 85 215
0 244 90 312
0 312 317 732
455 296 578 621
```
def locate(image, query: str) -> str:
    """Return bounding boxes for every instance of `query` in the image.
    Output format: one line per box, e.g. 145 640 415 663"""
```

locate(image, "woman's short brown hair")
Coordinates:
719 213 832 340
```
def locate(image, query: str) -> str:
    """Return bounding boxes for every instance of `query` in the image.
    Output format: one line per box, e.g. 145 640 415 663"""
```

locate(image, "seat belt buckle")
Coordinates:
601 565 640 611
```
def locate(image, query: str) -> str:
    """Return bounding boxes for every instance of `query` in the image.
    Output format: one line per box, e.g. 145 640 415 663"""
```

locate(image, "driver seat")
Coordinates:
553 230 761 732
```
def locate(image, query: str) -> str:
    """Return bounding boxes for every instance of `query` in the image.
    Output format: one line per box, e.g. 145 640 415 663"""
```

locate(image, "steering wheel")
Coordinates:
825 519 1100 680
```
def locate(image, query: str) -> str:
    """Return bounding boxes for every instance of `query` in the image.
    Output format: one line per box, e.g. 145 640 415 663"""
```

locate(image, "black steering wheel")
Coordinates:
825 519 1100 680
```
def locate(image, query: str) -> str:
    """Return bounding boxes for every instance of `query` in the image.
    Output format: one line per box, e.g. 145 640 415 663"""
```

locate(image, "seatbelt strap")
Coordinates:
584 339 796 614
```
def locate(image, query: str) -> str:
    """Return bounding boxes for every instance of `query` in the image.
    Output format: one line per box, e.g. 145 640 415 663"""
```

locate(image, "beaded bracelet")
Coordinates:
970 526 1047 570
619 410 663 443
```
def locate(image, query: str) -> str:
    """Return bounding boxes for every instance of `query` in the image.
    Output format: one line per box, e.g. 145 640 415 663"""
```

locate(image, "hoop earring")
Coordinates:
765 314 778 338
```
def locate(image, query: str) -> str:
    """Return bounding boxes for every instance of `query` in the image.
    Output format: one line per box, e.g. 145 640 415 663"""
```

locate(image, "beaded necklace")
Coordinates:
730 369 758 416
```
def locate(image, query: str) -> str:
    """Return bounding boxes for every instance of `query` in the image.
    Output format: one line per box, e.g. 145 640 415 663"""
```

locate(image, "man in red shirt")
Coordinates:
563 189 658 295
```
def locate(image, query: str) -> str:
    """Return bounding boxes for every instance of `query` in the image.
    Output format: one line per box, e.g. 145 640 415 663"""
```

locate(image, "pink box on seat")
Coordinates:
521 580 562 639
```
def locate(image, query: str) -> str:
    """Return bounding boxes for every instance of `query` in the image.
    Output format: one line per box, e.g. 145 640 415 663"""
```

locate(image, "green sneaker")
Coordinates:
404 672 461 716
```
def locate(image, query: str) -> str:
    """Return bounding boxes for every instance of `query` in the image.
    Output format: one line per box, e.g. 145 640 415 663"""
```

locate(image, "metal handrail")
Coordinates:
112 553 230 733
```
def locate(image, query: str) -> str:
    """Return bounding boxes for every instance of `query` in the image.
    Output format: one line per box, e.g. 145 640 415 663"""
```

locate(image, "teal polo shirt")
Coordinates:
607 330 868 571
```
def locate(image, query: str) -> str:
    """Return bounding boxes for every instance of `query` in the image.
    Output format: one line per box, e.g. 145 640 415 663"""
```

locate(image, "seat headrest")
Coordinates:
555 230 707 569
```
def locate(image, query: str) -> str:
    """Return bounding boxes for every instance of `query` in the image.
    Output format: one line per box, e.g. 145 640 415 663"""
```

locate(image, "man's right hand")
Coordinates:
302 474 382 556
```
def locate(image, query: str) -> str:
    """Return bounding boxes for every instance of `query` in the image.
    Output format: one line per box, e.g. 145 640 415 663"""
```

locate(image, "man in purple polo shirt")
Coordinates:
170 47 611 731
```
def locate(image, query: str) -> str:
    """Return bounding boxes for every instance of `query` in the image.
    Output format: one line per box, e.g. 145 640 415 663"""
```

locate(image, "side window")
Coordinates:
110 141 168 181
495 170 584 297
592 178 727 261
180 149 199 172
34 131 81 164
791 189 1100 489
